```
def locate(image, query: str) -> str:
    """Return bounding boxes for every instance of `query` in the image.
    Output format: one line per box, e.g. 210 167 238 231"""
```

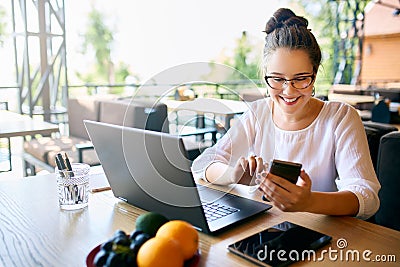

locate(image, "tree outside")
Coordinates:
77 6 131 95
223 31 261 81
204 30 263 96
0 4 7 46
288 0 336 95
291 0 369 93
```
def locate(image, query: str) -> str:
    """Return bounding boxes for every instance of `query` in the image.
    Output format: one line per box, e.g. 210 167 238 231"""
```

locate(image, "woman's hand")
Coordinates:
234 155 266 185
258 170 313 212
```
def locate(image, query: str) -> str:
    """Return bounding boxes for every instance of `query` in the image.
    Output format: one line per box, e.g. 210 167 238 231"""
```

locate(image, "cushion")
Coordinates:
24 136 99 167
68 95 117 140
99 99 169 133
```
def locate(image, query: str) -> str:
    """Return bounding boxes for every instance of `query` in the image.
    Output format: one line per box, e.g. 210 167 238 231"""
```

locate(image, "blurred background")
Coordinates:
1 0 399 177
1 0 399 111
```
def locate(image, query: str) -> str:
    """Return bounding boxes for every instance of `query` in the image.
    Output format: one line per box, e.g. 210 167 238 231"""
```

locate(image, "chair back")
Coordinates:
362 121 398 170
371 100 391 123
67 97 101 140
67 95 117 140
374 131 400 231
99 99 169 133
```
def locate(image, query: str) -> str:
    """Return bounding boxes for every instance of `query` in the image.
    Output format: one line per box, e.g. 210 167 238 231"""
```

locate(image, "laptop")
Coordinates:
84 120 272 235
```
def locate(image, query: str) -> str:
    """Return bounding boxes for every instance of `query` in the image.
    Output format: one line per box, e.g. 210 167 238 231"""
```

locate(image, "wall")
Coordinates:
360 33 400 87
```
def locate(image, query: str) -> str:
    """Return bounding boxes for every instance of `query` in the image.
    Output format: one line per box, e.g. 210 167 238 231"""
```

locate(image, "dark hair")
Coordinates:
263 8 321 73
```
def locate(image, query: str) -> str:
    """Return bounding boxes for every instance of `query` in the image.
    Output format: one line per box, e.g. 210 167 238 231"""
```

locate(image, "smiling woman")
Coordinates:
265 48 321 126
192 8 381 221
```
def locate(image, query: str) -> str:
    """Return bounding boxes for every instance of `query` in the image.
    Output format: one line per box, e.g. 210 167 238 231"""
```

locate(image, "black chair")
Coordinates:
93 99 217 161
362 121 398 170
374 131 400 231
371 100 391 124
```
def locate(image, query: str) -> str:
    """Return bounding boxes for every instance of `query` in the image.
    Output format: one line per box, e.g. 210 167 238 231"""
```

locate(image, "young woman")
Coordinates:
192 8 380 220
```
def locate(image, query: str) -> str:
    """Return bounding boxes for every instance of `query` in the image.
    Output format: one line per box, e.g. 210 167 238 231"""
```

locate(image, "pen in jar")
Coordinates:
56 153 66 170
64 153 74 177
55 156 65 177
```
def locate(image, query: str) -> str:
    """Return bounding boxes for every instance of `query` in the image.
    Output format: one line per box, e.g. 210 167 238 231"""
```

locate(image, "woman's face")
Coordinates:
265 48 315 117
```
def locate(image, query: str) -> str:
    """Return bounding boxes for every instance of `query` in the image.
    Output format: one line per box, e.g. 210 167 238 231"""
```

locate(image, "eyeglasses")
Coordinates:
264 74 315 90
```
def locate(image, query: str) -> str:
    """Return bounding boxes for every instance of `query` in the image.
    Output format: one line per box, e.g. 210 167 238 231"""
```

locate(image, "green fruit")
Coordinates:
135 212 169 237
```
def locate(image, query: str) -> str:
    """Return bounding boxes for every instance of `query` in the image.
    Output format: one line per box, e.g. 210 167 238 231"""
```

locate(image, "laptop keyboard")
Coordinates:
202 202 239 222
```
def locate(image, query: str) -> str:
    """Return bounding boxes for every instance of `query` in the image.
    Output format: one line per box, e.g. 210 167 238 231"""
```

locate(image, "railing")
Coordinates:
67 80 265 100
1 80 265 127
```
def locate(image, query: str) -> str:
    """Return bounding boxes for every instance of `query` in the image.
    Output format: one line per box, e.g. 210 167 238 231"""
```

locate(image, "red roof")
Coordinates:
364 0 400 36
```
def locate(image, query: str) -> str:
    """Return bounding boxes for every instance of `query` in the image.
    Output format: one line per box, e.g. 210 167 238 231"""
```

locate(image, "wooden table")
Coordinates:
1 170 399 266
328 93 376 107
164 98 249 129
0 110 59 171
0 110 59 138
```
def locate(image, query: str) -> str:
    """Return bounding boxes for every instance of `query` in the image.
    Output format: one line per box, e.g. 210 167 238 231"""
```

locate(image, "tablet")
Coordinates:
227 221 332 267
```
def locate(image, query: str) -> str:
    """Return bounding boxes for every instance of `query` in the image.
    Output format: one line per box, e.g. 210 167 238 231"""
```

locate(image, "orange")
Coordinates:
137 236 184 267
156 220 199 260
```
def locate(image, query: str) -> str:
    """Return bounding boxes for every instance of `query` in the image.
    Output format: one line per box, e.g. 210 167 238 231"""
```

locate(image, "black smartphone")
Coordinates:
227 221 332 267
269 159 302 184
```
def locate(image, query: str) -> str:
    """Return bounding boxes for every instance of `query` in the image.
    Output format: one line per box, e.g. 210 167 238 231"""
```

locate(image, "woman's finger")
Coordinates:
248 155 256 176
298 170 312 188
259 180 289 208
255 157 265 173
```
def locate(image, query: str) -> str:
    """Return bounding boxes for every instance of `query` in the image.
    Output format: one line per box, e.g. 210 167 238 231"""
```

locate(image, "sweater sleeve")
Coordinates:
333 104 381 220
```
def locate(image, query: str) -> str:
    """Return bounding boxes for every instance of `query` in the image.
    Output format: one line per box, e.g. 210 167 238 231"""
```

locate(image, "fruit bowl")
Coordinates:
86 244 201 267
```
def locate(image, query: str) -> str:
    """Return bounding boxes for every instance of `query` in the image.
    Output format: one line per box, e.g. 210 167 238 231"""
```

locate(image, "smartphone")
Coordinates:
269 159 302 184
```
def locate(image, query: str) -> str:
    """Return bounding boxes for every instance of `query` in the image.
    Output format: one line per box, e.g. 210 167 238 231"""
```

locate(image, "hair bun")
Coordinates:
264 8 308 34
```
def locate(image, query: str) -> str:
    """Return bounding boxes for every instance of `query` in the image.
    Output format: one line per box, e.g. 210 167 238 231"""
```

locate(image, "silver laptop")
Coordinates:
84 120 271 235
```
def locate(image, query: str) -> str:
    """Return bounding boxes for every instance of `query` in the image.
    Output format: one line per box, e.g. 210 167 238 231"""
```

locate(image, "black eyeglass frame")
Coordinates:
264 74 315 90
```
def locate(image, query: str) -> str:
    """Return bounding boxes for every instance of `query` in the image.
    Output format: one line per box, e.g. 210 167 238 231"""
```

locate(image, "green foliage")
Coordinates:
76 5 136 94
290 0 337 95
81 7 114 82
292 0 369 92
223 31 261 81
0 4 7 46
76 5 134 93
114 62 130 84
108 62 131 94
